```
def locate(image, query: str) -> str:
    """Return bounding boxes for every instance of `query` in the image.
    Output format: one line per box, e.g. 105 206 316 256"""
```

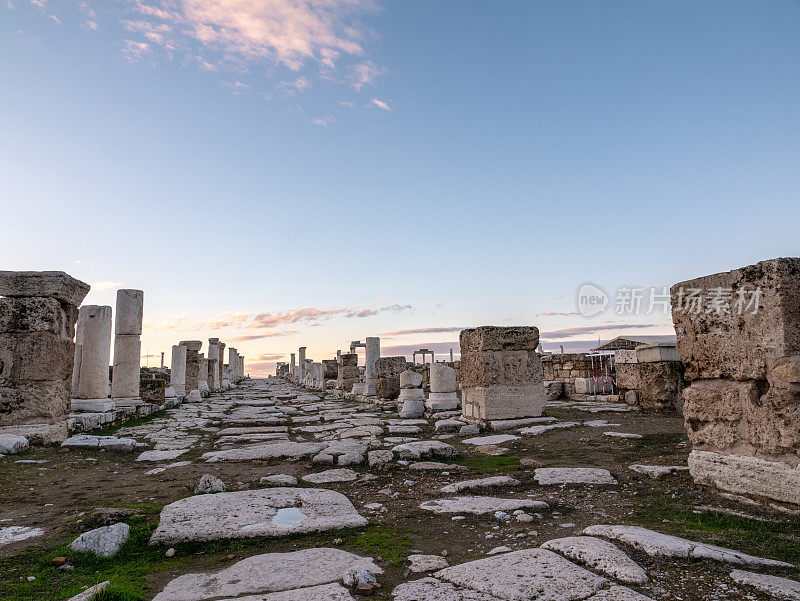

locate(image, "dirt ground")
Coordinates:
1 379 797 601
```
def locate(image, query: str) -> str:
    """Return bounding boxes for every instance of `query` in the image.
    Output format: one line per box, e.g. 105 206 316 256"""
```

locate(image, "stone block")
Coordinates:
340 353 358 367
0 380 71 424
636 344 680 363
0 332 74 381
460 350 543 388
340 366 360 380
111 335 141 399
460 326 539 353
115 289 143 335
462 384 545 421
0 271 89 306
430 363 457 393
400 370 423 389
638 361 685 412
671 257 800 382
375 377 400 400
544 381 564 401
614 350 638 364
682 379 752 450
179 340 202 352
615 362 641 391
0 297 72 337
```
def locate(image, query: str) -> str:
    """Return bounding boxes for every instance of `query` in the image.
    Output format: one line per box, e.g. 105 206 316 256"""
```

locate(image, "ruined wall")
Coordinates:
374 356 408 400
671 257 800 505
542 353 589 398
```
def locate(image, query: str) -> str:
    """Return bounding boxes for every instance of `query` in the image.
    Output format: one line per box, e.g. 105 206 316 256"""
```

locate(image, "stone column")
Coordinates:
73 305 113 400
289 353 296 379
228 347 239 382
364 336 380 396
111 289 143 402
0 270 89 443
338 353 359 392
208 338 220 390
427 362 459 412
298 347 306 382
198 354 209 394
180 340 202 401
170 344 187 397
671 257 800 506
398 370 426 418
460 326 546 426
218 342 226 389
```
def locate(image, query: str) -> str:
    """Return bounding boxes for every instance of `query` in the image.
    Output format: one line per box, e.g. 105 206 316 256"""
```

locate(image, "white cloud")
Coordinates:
122 39 150 62
311 115 332 127
349 59 382 90
85 20 98 30
371 97 390 111
90 280 123 292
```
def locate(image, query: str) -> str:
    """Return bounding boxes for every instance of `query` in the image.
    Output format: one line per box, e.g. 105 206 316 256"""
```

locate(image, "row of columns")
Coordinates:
169 338 246 399
284 337 380 395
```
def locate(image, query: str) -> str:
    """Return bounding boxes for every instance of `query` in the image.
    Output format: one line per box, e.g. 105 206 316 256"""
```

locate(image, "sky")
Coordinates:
2 1 799 376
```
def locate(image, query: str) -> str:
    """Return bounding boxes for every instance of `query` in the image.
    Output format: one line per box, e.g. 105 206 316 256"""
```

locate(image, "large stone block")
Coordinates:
0 380 71 425
462 384 546 422
671 257 800 382
460 326 539 353
111 335 141 399
636 344 680 363
682 379 752 449
340 353 358 367
0 271 89 306
461 350 543 388
430 363 457 393
0 297 73 337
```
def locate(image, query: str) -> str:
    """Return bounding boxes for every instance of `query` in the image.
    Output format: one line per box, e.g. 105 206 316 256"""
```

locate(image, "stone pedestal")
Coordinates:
671 257 800 505
427 362 459 412
398 370 425 418
0 271 89 443
635 344 686 412
73 305 113 400
170 344 187 397
364 337 380 396
460 326 546 426
111 289 144 401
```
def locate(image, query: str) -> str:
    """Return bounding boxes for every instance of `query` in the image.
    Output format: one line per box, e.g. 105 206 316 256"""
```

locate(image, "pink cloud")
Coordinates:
370 98 390 111
382 326 463 336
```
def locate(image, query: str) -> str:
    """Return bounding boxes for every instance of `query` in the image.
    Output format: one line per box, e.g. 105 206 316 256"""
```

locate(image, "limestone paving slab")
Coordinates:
136 449 190 462
730 569 800 600
627 465 687 479
441 476 521 494
461 434 520 446
420 496 549 515
581 525 792 568
202 441 327 462
0 525 44 547
540 536 648 584
301 468 358 483
393 577 505 601
152 547 381 601
534 468 617 485
150 487 367 545
225 582 357 601
434 548 608 600
392 440 458 460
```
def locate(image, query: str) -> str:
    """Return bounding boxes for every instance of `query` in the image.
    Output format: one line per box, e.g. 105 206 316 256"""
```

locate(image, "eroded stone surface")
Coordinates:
420 496 548 515
582 525 791 567
70 523 130 557
535 468 617 485
730 569 800 600
541 536 648 584
150 488 367 544
202 441 327 462
441 476 521 494
152 548 381 601
301 468 358 483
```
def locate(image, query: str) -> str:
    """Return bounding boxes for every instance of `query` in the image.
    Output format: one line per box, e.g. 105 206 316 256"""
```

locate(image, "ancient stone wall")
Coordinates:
374 356 408 400
671 257 800 505
542 353 589 397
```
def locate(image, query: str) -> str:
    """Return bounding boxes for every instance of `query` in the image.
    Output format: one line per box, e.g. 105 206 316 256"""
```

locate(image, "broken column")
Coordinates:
289 353 296 380
671 257 800 506
73 305 113 401
218 342 226 389
635 344 686 412
364 336 380 396
170 344 187 398
460 326 546 426
198 354 209 396
398 370 426 418
111 289 144 404
0 271 89 443
207 338 220 391
298 347 306 383
427 362 460 412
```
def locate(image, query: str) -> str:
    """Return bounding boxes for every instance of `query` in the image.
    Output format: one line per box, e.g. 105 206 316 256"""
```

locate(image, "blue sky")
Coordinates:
2 1 799 375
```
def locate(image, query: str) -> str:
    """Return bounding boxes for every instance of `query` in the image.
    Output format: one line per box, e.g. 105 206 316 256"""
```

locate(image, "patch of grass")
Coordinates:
0 512 181 601
617 432 687 463
343 525 416 566
632 488 800 566
451 454 521 473
93 409 168 436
